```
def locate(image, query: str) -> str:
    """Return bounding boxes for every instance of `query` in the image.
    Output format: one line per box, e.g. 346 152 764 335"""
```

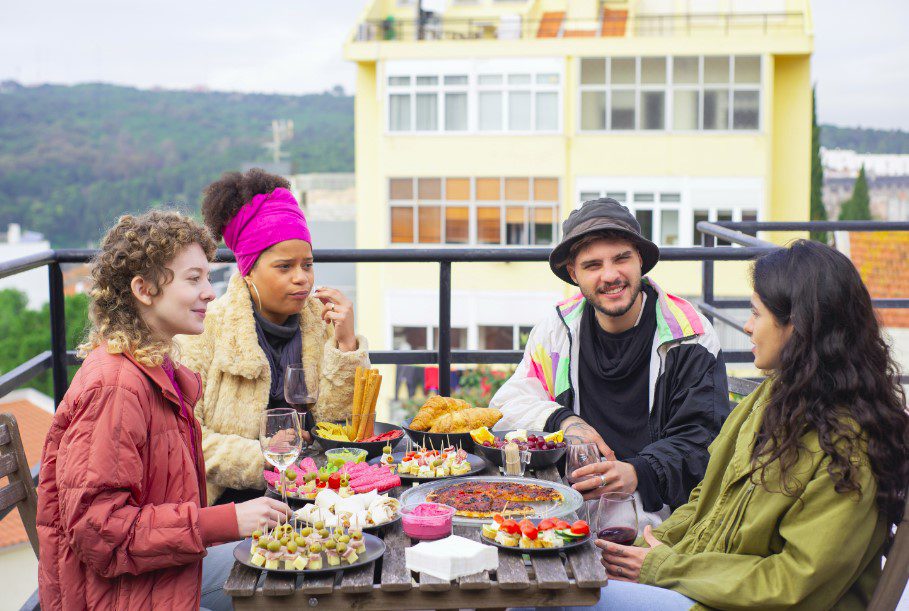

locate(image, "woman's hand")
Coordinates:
234 497 292 537
312 287 356 352
595 525 663 582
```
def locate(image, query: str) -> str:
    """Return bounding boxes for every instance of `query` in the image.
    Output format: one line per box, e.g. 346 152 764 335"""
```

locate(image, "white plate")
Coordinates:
399 476 583 526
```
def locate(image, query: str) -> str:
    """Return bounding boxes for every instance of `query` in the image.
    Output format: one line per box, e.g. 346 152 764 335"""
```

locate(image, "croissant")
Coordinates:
429 408 503 433
409 395 470 431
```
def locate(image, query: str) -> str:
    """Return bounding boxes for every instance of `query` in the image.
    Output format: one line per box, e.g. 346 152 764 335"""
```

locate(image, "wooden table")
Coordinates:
224 450 607 609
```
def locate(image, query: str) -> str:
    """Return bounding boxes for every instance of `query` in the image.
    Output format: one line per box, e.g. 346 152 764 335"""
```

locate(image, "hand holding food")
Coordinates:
235 496 292 537
313 286 356 352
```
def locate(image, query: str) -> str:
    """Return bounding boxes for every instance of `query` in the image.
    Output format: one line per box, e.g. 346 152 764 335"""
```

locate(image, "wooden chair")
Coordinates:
0 413 39 558
868 490 909 610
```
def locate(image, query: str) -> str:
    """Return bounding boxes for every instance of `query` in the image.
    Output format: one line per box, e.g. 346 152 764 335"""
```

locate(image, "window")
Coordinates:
579 55 761 132
479 326 513 350
393 326 427 350
432 327 468 350
387 64 562 133
389 177 560 246
693 208 760 245
580 182 761 247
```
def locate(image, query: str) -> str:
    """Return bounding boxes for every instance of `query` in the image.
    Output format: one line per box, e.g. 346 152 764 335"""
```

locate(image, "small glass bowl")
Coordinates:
325 447 368 468
400 502 455 541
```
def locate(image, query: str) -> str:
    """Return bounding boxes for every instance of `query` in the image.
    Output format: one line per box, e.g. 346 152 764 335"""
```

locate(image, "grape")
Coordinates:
483 441 491 447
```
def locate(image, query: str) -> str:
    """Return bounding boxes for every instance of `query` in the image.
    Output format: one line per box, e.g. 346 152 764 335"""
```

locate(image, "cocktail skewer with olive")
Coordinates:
249 519 364 570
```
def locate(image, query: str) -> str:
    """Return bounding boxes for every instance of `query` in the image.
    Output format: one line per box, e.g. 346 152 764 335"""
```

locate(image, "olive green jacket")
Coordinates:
639 379 887 611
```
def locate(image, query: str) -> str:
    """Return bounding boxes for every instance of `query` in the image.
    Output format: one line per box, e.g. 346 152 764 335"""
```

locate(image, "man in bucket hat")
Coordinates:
490 198 729 528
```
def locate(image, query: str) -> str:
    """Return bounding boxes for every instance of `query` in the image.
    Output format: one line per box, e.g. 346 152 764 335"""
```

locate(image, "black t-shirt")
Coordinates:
577 283 657 461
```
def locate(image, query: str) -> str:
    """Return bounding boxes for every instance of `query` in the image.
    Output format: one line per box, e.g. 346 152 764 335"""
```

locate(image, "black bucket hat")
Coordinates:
549 198 660 285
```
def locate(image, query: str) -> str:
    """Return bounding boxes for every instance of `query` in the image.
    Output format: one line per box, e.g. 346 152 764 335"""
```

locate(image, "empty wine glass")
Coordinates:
284 362 318 447
594 492 639 546
260 408 302 506
565 436 601 485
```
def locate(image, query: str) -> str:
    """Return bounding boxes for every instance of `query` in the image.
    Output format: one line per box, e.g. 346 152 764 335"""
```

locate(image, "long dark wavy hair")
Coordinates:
750 240 909 528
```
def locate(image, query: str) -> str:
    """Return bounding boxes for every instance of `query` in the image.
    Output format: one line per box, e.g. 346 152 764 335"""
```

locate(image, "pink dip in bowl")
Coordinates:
401 502 455 541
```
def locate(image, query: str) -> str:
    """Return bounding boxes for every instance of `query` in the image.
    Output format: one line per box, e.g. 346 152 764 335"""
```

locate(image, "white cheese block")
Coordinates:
404 535 498 581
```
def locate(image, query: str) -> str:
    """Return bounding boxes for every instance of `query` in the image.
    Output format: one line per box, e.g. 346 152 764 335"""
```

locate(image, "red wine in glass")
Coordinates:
594 492 638 545
597 526 637 546
284 363 318 445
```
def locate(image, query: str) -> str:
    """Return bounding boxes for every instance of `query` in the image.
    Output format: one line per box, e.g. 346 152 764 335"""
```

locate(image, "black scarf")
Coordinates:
252 309 303 404
577 283 657 460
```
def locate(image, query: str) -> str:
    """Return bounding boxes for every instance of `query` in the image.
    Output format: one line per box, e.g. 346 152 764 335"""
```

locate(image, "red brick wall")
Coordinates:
849 231 909 327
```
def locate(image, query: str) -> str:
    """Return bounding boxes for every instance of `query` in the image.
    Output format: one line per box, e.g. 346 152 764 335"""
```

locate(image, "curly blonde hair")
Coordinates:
79 210 217 367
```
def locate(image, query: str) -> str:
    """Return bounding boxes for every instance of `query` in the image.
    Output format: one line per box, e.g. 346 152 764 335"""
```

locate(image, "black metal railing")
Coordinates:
354 12 805 42
1 221 908 407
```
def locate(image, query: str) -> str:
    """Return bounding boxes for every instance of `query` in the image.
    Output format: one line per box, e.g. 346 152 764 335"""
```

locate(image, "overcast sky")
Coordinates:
1 0 906 130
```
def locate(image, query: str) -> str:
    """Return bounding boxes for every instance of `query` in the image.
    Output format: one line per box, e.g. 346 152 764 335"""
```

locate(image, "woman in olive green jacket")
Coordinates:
551 241 909 610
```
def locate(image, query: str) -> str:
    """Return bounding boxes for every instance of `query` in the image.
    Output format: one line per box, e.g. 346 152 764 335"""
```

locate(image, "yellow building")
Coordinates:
344 0 813 384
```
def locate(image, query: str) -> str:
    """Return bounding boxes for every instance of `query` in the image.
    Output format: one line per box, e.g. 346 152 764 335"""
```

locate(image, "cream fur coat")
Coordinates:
178 273 369 504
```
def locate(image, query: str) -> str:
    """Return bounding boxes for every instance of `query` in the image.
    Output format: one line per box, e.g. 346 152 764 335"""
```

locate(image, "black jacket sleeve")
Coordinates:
635 344 730 511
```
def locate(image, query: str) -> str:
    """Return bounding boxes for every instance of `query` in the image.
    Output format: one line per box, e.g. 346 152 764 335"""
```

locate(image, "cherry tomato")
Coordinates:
493 514 505 525
555 520 571 530
537 519 555 531
520 525 538 540
570 520 590 536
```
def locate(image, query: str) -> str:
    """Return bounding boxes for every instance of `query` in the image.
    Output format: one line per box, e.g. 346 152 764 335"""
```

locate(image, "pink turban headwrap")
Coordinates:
222 188 312 276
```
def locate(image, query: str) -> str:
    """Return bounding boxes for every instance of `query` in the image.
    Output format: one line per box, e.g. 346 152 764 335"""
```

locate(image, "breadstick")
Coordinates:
358 370 378 440
366 373 382 439
351 366 365 439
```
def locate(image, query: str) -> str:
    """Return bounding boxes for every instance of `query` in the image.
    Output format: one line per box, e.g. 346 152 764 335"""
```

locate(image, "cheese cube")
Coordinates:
293 555 309 570
405 535 498 581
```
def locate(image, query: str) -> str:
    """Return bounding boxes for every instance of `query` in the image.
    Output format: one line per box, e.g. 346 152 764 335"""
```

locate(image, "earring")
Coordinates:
246 279 263 311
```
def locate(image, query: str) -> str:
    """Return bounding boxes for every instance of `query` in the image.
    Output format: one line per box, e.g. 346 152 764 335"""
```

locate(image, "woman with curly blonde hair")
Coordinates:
37 210 290 611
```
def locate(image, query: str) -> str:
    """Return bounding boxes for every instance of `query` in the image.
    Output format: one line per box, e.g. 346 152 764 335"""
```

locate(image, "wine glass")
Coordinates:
565 436 601 485
594 492 639 546
260 409 302 506
284 362 318 448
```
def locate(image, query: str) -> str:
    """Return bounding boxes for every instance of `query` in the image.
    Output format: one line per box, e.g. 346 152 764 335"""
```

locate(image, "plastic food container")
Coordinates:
325 447 368 468
400 502 455 541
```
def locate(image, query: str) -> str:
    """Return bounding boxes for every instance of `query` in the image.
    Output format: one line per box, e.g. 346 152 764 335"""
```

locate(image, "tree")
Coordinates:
809 88 828 242
0 289 90 397
839 165 872 221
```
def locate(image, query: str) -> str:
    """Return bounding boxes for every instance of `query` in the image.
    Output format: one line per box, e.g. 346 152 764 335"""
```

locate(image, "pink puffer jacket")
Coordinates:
37 346 239 610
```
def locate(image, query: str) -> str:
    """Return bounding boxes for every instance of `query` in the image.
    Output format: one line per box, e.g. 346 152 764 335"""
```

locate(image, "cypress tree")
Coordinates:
839 165 872 220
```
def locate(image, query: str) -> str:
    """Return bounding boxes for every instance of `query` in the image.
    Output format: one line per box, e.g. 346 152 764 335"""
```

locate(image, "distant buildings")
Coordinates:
0 224 49 308
822 148 909 221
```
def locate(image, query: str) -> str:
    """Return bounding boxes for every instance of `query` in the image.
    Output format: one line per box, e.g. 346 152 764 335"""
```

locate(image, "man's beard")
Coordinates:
581 279 643 318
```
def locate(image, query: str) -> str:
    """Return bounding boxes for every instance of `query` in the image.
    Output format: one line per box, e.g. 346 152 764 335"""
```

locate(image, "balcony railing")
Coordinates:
1 221 907 409
354 12 805 42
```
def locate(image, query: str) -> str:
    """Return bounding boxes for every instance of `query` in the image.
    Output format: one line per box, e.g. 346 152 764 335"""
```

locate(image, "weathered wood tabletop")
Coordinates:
224 447 607 610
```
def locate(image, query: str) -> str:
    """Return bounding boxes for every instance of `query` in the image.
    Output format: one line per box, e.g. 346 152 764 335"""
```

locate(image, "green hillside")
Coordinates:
0 81 353 247
820 123 909 154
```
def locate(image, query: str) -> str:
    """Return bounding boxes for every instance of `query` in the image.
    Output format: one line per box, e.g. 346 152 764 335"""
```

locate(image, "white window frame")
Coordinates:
577 55 763 134
575 177 763 246
384 58 563 135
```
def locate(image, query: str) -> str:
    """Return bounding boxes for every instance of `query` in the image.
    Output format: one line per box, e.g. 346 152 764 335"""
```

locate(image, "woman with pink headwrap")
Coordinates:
179 169 369 506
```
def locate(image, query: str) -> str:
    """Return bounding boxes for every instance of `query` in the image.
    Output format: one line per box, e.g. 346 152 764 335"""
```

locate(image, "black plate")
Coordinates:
265 484 316 507
472 430 567 470
233 533 386 574
402 417 475 452
481 529 592 555
311 421 406 460
367 451 486 482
